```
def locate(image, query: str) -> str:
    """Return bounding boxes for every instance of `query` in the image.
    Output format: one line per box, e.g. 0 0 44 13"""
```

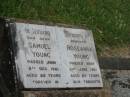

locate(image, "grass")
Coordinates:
0 0 130 50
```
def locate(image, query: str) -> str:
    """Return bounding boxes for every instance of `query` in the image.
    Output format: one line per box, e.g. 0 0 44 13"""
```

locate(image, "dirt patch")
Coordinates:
99 46 130 58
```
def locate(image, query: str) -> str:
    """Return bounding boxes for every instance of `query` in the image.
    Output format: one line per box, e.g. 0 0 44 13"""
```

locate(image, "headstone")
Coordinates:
10 22 103 89
1 18 130 97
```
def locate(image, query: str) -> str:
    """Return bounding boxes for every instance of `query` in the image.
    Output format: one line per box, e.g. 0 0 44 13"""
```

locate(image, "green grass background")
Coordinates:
0 0 130 50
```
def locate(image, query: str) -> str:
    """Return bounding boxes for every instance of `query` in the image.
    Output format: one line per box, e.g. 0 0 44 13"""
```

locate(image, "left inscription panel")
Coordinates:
15 23 62 88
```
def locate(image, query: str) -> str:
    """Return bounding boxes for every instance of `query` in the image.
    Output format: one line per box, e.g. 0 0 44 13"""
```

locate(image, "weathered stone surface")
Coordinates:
22 70 130 97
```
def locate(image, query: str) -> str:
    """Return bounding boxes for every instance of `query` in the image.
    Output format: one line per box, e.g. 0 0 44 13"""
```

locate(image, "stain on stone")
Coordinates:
118 81 130 89
16 30 29 57
104 71 118 80
111 72 130 97
127 79 130 83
